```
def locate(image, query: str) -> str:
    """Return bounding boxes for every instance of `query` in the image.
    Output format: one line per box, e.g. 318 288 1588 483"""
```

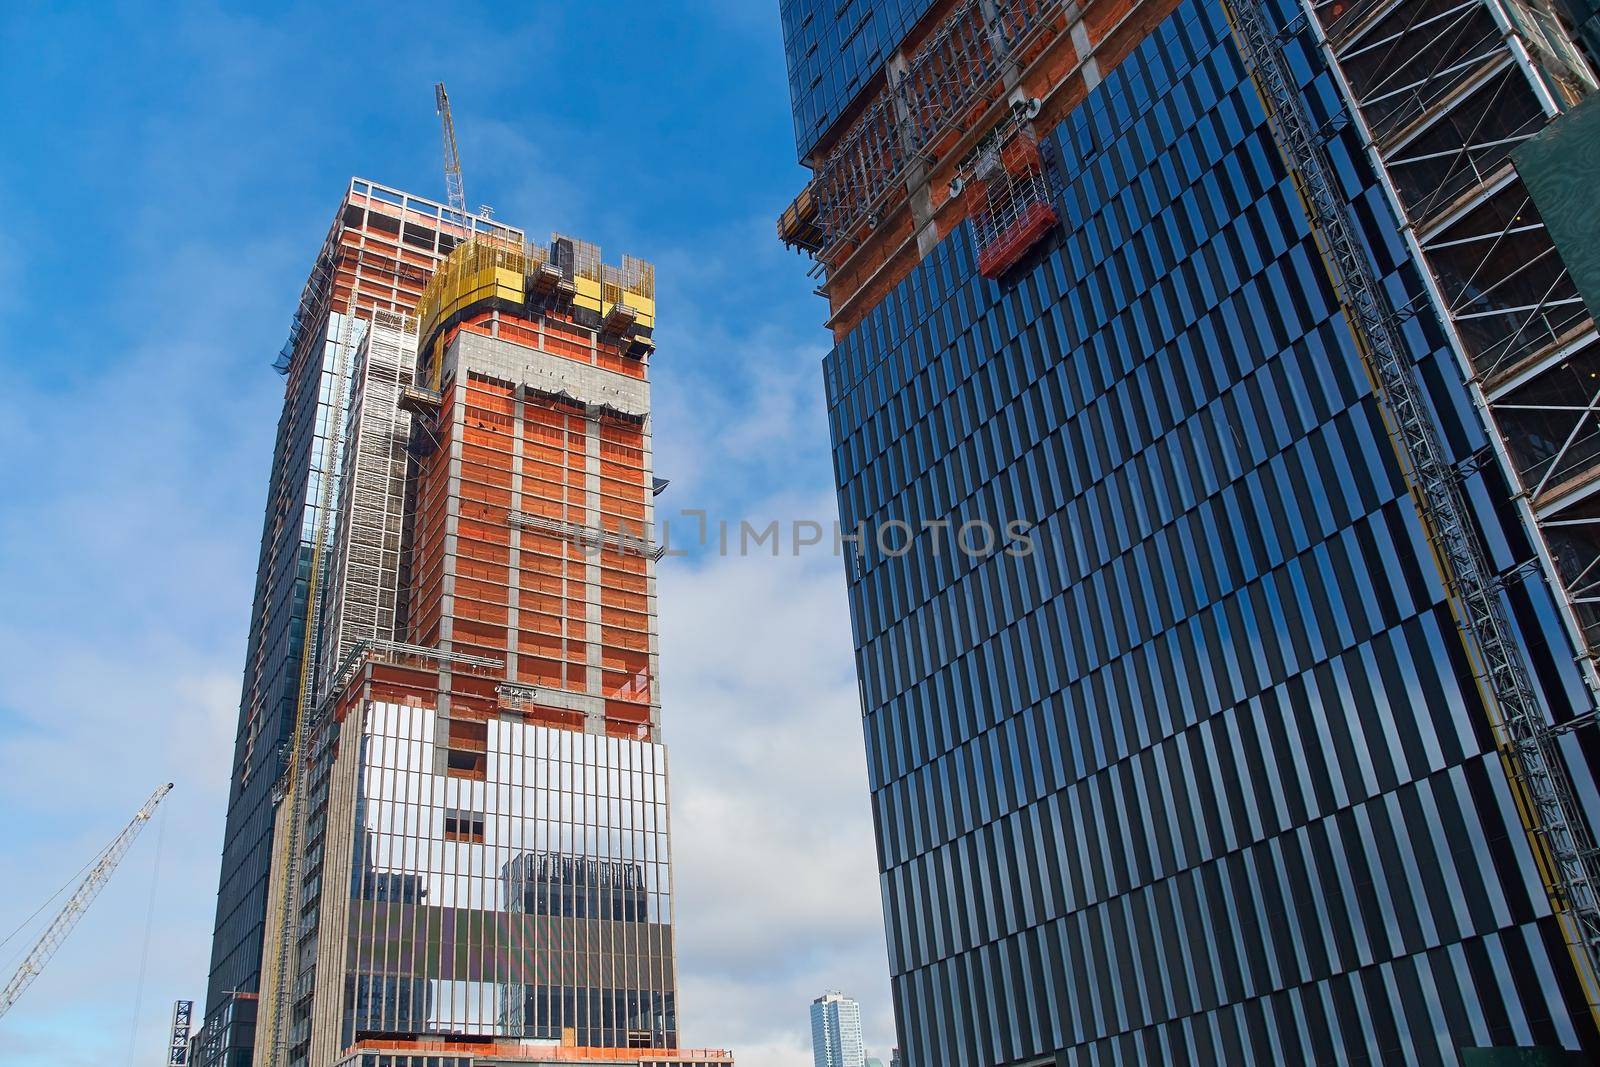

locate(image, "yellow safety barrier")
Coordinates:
416 236 657 387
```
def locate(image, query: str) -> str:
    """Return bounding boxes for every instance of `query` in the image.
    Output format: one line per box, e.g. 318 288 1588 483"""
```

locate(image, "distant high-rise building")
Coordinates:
780 0 1600 1064
810 992 866 1067
199 178 733 1067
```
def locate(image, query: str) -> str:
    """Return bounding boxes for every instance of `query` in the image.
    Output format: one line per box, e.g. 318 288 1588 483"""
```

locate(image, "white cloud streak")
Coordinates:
661 529 893 1061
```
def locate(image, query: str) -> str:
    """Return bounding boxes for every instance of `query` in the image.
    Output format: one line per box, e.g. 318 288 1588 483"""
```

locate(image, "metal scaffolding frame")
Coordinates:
804 0 1065 265
315 312 419 705
265 292 360 1067
1308 0 1600 658
1225 0 1600 1022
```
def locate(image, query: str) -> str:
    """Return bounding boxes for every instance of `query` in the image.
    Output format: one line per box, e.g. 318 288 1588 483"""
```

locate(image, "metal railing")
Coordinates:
808 0 1064 263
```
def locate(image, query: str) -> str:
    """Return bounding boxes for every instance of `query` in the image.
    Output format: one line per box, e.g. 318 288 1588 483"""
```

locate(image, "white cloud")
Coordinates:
0 234 289 1067
661 531 895 1063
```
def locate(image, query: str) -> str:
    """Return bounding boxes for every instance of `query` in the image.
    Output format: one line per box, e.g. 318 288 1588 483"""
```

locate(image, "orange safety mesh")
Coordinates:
401 302 655 730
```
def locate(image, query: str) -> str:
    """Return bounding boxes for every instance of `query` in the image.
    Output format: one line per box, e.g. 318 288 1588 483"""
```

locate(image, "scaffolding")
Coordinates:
794 0 1066 264
959 121 1061 277
263 292 360 1067
415 236 659 389
325 638 504 706
315 312 420 704
1226 0 1600 1024
602 256 656 337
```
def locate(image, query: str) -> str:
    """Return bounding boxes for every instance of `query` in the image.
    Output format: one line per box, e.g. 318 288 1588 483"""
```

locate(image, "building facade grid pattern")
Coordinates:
811 992 867 1067
817 0 1600 1063
779 0 940 160
338 701 675 1046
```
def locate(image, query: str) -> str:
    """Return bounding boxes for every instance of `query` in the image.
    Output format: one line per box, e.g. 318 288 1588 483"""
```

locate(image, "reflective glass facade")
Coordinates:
811 992 867 1067
203 307 358 1067
324 701 675 1048
779 0 939 160
818 0 1600 1062
202 183 523 1067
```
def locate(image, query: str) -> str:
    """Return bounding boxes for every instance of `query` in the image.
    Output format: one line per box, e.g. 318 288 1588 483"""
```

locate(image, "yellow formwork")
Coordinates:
601 281 656 330
574 274 605 317
416 236 656 386
418 241 528 344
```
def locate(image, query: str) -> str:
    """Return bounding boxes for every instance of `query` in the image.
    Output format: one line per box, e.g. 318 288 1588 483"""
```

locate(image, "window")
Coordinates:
444 749 485 779
443 808 485 843
365 210 401 236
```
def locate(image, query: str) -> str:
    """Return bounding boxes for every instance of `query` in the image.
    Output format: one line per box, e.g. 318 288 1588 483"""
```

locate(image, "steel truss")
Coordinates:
1225 0 1600 1021
1310 0 1600 655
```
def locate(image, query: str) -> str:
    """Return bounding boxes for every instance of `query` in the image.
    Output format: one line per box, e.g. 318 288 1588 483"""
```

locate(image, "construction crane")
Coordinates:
0 782 174 1021
434 82 467 220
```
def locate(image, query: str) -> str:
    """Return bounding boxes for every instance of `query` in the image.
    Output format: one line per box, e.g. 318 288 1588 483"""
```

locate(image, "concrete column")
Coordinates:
888 49 943 260
1069 4 1101 90
640 412 662 736
438 382 466 716
583 408 605 735
507 391 524 682
979 0 1024 90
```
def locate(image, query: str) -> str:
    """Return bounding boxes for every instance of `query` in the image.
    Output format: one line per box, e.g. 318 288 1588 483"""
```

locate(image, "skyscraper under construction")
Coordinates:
780 0 1600 1063
198 177 731 1067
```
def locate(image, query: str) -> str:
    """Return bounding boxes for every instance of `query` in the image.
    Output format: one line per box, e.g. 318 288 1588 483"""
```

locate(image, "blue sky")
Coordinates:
0 3 891 1064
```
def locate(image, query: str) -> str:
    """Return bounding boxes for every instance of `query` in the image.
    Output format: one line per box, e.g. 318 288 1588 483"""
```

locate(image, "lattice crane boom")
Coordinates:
0 782 174 1021
434 82 467 219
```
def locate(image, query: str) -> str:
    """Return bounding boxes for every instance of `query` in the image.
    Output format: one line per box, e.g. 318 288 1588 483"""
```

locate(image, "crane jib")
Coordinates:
0 782 174 1020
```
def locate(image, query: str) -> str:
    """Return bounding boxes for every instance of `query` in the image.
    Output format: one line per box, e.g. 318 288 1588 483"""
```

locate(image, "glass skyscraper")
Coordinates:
811 991 867 1067
780 0 941 160
779 0 1600 1063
